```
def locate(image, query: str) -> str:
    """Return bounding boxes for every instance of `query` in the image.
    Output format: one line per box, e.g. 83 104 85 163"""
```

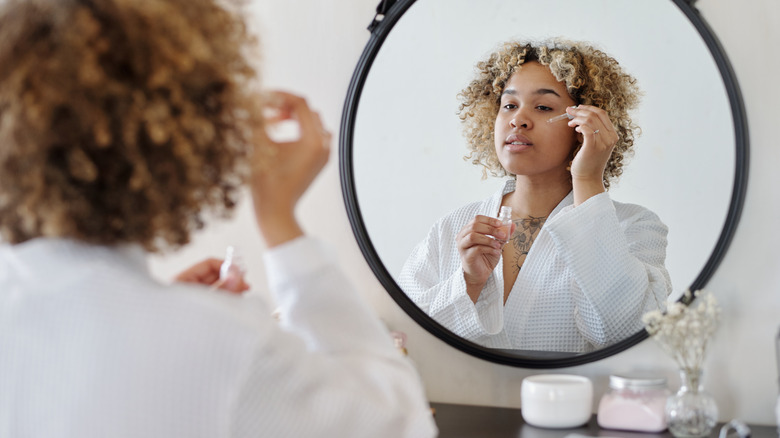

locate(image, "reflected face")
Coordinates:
494 62 579 179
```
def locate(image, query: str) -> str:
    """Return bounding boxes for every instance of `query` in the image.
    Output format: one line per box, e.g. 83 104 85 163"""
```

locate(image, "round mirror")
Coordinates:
340 0 747 367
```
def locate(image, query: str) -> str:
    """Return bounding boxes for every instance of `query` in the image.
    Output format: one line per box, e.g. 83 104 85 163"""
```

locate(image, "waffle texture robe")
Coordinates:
0 237 437 438
399 180 671 352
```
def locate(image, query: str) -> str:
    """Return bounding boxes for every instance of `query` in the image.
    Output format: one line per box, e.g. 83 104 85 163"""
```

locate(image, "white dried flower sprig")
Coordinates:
642 290 720 373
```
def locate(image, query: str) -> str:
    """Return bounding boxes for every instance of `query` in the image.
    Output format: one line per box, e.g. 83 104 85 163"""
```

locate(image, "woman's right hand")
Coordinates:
249 91 331 248
456 215 513 303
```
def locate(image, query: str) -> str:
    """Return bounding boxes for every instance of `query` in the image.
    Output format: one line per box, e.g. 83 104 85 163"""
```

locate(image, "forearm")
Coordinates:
265 237 394 355
252 203 303 249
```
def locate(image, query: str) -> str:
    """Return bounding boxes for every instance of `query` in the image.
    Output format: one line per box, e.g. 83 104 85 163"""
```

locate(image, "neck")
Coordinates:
503 174 572 218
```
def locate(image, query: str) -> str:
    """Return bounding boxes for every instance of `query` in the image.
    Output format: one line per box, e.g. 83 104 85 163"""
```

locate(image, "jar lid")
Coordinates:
522 374 593 401
609 373 667 390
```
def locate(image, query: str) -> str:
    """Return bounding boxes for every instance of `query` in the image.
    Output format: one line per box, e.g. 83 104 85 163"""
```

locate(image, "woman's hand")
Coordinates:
250 91 331 248
566 104 619 205
174 258 250 294
456 215 515 303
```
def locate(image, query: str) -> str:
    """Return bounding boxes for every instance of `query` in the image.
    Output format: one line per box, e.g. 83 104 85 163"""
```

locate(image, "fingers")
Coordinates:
310 111 332 163
461 244 501 264
264 90 304 123
567 104 618 147
264 91 331 143
174 258 251 294
458 215 511 295
260 90 331 168
456 215 508 279
174 258 223 284
457 215 509 247
216 275 251 294
459 232 503 253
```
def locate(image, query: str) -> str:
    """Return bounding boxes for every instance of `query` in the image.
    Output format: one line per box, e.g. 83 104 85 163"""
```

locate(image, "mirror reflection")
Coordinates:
352 0 734 355
397 40 671 353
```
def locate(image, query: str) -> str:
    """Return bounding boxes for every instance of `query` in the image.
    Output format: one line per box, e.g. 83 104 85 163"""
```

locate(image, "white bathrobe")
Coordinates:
0 237 436 438
399 180 671 353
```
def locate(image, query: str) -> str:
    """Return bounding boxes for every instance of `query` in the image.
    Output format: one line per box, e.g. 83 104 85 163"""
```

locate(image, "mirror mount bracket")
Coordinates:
368 0 398 32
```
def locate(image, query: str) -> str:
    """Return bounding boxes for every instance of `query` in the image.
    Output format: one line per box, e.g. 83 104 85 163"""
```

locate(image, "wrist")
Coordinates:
254 207 303 248
463 271 487 304
572 177 605 206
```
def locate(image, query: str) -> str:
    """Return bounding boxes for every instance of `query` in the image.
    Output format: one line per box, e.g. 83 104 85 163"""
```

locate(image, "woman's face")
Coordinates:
494 61 579 180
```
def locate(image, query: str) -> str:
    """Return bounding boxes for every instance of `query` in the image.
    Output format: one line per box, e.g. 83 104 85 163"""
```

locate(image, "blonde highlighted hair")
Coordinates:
0 0 263 251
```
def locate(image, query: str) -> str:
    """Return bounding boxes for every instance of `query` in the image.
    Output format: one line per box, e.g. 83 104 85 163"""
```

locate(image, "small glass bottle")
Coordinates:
495 206 513 244
597 373 670 433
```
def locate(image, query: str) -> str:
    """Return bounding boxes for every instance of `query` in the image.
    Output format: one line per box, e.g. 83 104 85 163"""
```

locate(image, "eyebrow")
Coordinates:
501 88 562 98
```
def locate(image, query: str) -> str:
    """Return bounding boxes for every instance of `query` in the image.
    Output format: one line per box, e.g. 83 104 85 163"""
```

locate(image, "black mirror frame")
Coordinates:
339 0 748 368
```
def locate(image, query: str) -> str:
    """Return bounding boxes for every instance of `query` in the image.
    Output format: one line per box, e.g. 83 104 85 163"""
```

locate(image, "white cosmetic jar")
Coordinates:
521 374 593 428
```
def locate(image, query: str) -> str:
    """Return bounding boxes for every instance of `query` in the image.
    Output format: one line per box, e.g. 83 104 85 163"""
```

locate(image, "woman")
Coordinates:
0 0 436 437
399 40 671 353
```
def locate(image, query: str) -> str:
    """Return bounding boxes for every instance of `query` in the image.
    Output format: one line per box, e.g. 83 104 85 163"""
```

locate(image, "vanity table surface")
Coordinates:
430 402 775 438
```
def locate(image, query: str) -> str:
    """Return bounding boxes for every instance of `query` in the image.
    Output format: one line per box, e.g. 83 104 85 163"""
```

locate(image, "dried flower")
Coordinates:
642 290 720 373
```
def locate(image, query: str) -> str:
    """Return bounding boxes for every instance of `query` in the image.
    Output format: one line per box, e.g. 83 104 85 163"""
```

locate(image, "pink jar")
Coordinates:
597 373 670 432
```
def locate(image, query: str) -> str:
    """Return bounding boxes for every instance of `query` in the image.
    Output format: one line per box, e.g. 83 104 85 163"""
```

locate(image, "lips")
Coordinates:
504 134 533 150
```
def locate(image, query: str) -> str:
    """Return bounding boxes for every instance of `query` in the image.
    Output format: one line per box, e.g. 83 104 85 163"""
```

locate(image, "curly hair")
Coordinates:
0 0 263 251
458 39 641 189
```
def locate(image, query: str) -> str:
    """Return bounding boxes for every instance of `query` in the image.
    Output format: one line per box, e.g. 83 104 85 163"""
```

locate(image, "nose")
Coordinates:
509 117 528 129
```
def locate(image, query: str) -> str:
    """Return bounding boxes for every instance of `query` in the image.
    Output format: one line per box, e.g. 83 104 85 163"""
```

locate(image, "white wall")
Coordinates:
148 0 780 426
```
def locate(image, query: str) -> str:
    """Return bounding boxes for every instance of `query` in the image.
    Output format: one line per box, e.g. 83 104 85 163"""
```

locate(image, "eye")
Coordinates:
536 105 553 112
502 103 517 110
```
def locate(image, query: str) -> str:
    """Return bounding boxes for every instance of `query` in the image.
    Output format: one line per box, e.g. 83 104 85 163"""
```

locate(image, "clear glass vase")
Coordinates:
666 369 719 437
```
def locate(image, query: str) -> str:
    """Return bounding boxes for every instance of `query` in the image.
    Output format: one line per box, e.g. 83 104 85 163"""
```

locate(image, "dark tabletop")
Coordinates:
430 402 775 438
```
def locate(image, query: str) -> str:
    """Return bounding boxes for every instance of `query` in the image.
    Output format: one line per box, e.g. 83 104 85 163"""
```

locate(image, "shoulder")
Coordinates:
551 193 667 233
610 198 665 225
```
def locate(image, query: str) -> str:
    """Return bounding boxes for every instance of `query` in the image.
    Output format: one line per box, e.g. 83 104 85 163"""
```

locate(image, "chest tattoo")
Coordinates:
508 215 547 274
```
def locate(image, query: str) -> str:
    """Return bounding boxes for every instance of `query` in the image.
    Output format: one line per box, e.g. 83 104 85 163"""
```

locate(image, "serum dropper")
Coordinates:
211 245 247 290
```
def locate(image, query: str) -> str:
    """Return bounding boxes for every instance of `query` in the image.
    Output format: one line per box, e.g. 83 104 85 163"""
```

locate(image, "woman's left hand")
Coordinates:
174 258 250 294
566 104 619 205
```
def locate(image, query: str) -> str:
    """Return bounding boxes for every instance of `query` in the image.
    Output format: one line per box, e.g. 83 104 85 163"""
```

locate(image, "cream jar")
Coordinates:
597 373 670 432
521 374 593 428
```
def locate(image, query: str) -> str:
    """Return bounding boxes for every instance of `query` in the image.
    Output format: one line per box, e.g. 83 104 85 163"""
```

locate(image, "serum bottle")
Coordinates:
496 206 513 244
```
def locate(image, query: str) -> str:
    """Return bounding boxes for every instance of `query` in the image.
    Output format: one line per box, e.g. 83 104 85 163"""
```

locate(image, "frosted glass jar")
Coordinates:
597 373 670 432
